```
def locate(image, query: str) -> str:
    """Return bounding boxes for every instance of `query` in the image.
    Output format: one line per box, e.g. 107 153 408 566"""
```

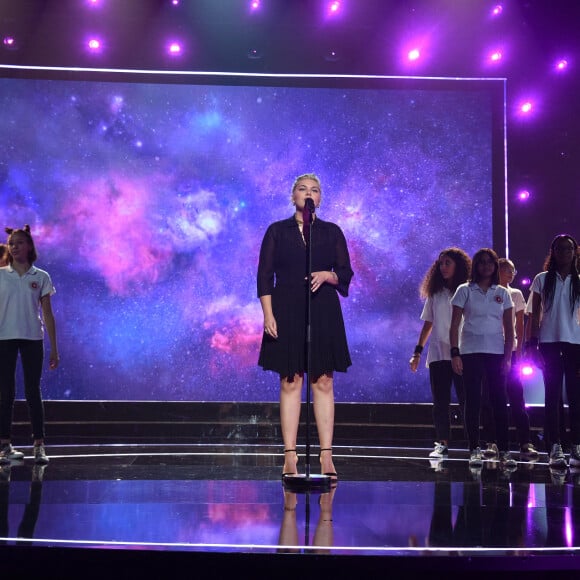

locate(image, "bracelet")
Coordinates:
450 347 460 357
413 344 424 355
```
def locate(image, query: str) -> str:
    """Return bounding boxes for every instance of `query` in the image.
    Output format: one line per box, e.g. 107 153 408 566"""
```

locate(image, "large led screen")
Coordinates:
0 68 506 402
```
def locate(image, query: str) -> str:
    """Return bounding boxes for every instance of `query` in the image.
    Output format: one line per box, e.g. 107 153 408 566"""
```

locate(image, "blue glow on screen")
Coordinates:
0 71 504 402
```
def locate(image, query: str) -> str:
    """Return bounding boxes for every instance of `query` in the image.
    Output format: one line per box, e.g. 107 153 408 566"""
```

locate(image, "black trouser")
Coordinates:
462 353 509 452
481 351 531 446
540 342 580 450
429 360 465 442
0 339 45 441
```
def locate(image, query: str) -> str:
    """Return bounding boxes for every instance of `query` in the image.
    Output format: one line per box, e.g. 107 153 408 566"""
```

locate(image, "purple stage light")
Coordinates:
408 48 421 62
520 101 533 113
520 364 534 377
520 277 531 286
2 36 16 48
518 189 530 201
491 4 503 16
167 42 182 56
87 38 102 53
249 0 260 10
555 58 569 72
328 1 341 15
489 50 502 63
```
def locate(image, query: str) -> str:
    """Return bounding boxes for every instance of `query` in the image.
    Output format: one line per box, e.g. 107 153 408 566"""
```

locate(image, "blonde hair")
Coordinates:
291 173 322 194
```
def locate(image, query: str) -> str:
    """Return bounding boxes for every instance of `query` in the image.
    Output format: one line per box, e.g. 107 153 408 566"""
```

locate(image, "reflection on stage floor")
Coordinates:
2 443 580 577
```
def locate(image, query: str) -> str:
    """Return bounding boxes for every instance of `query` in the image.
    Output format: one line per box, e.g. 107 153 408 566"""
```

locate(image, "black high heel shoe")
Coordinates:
319 448 338 481
282 449 298 478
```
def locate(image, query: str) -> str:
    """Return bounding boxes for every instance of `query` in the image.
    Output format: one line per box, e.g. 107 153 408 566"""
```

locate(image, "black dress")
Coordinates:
257 216 353 379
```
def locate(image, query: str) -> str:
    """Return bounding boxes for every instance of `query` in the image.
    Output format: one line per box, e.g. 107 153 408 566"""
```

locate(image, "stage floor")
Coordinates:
2 443 580 577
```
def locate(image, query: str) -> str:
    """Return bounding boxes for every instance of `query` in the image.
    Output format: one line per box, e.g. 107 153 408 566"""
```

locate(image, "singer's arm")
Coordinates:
260 294 278 339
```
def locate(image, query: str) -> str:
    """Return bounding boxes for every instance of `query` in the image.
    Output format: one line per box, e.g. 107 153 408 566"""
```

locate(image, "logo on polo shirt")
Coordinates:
495 295 503 303
30 282 38 290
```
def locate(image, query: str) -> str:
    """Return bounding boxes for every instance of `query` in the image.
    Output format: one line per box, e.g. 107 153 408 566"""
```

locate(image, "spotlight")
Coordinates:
520 277 531 286
247 48 263 60
491 4 503 16
249 0 261 10
324 49 340 62
520 364 534 377
86 37 103 54
327 1 341 15
555 58 569 72
520 101 533 113
517 189 530 201
166 41 182 56
408 48 421 62
2 36 18 50
489 50 503 63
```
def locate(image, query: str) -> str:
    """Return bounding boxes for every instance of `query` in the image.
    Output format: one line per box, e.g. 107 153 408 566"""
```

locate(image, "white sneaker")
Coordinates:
499 451 518 470
469 447 484 467
33 445 49 465
483 443 499 458
570 444 580 467
429 442 448 458
0 443 24 463
549 443 567 470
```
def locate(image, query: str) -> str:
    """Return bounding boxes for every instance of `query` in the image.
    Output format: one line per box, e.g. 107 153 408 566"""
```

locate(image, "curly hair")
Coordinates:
5 224 38 264
541 234 580 315
470 248 499 285
419 247 471 299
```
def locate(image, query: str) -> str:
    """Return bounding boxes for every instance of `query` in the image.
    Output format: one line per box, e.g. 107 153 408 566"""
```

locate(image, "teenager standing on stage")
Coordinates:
449 248 516 469
257 174 353 480
529 234 580 469
409 247 471 459
0 226 58 465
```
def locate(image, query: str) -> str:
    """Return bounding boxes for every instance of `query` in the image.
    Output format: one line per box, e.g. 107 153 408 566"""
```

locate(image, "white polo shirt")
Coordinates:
451 282 513 355
0 265 55 340
530 271 580 344
507 286 526 351
420 288 460 366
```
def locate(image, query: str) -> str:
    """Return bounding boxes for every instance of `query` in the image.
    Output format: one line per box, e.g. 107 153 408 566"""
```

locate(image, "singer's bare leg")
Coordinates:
312 373 337 476
280 373 303 475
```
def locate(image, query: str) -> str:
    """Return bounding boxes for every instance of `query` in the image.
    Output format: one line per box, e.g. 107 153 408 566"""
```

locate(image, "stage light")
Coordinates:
520 101 533 113
520 277 531 286
520 364 534 377
327 1 341 15
249 0 261 10
324 49 340 62
488 49 503 63
86 38 103 53
2 36 17 50
247 48 263 60
555 58 569 72
167 42 182 56
491 4 503 16
408 48 421 62
518 189 530 201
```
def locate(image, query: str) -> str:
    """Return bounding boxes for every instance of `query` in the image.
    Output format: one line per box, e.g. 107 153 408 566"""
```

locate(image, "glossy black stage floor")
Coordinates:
2 402 580 578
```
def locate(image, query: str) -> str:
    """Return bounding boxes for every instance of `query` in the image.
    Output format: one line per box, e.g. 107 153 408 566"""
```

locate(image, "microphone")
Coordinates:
304 198 316 213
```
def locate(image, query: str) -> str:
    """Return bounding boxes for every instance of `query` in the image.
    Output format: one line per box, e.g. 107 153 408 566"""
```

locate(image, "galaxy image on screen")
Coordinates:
0 70 504 402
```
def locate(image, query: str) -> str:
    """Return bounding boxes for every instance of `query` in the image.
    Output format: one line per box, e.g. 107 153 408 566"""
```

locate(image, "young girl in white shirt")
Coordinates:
450 248 516 469
410 247 471 459
529 234 580 470
0 226 59 465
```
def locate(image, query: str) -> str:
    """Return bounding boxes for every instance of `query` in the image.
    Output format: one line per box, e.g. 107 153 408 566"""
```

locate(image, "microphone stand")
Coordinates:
283 200 331 494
